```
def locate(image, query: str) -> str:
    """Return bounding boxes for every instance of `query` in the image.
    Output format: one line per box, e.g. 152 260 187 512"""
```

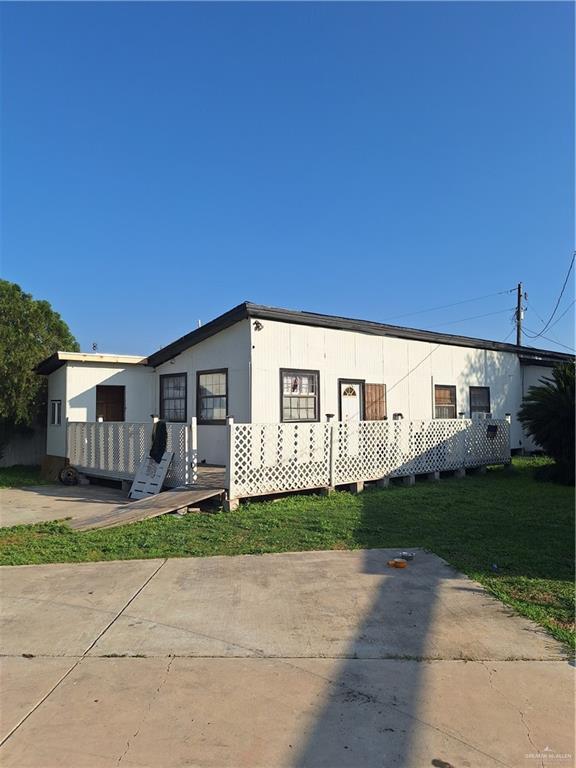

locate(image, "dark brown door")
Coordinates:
96 385 125 422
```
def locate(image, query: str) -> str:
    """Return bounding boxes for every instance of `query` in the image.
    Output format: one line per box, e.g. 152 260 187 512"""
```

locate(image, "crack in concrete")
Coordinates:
117 655 176 765
480 661 544 768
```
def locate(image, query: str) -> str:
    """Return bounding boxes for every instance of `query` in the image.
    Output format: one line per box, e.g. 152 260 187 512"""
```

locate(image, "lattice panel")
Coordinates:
229 422 331 498
67 421 195 487
464 419 510 467
165 423 197 486
406 420 469 475
334 421 402 484
227 418 511 499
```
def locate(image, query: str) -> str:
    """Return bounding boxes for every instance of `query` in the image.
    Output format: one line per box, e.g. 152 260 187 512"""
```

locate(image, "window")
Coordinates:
50 400 62 426
434 385 457 419
197 370 227 424
96 385 125 422
160 373 187 422
470 386 491 416
281 369 319 422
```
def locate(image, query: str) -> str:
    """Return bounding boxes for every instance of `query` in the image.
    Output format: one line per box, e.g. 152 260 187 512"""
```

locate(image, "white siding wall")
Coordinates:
250 320 528 449
154 320 251 465
46 363 155 458
66 364 155 423
46 365 67 457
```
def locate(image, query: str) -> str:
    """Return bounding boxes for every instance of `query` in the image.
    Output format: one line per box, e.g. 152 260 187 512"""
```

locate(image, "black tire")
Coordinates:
59 466 79 486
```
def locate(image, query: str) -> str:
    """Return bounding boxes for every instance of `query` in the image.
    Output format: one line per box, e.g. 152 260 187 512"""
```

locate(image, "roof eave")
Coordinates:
147 302 250 367
35 352 149 375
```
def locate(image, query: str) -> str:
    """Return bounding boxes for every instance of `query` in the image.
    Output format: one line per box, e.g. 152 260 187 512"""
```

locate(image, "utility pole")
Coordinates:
515 282 523 346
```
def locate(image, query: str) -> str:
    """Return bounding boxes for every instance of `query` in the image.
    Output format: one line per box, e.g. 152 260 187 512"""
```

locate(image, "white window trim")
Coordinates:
50 399 62 426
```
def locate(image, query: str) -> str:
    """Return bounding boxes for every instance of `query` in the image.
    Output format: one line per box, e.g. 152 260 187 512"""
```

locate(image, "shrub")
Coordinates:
518 363 575 484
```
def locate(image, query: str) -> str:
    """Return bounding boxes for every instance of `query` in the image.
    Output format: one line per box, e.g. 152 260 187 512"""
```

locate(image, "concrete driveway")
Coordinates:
0 484 126 527
0 549 573 767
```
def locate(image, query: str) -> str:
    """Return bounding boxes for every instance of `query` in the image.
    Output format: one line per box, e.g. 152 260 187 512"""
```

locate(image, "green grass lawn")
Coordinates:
0 465 48 488
0 457 573 647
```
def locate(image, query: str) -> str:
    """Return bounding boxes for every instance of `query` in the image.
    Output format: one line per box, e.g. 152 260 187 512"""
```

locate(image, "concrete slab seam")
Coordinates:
0 558 168 749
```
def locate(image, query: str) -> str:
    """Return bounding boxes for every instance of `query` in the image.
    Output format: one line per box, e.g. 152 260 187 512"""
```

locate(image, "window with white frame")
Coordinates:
160 373 187 422
281 370 319 422
197 370 227 424
50 400 62 426
434 385 457 419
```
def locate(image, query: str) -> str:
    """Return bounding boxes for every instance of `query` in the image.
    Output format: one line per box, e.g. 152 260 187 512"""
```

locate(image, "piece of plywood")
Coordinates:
68 485 225 531
365 383 386 421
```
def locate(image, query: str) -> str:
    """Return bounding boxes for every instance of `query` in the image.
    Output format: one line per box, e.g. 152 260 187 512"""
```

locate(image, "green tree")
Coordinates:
0 280 79 455
518 363 575 484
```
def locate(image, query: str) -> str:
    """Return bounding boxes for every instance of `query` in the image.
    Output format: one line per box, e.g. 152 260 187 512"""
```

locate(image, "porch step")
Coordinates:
68 484 225 531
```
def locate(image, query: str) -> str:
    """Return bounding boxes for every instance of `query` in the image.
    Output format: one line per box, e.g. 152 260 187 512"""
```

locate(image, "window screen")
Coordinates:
160 373 187 422
281 370 319 422
434 385 457 419
197 370 227 424
470 386 491 415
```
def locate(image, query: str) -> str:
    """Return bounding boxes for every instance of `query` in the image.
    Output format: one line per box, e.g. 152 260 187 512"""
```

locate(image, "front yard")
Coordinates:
0 457 573 647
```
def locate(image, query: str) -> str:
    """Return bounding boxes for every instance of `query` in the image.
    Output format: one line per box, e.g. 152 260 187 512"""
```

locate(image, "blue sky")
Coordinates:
1 1 574 355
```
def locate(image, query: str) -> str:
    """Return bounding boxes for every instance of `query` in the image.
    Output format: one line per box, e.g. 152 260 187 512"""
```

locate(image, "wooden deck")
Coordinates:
68 466 226 532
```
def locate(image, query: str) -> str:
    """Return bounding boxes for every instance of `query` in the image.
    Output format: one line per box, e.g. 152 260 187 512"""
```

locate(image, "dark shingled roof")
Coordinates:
146 301 574 368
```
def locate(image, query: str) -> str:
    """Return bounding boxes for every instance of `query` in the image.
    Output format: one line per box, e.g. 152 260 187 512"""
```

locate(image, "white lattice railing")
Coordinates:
67 420 198 487
226 418 510 500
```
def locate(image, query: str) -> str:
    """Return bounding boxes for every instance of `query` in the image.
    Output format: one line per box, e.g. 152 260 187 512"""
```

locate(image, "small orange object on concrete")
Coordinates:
387 558 408 568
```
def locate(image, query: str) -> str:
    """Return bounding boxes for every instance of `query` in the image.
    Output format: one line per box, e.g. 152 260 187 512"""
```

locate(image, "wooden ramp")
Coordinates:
68 482 225 532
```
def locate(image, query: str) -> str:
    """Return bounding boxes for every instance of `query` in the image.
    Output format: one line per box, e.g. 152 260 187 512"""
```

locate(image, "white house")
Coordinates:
37 302 572 469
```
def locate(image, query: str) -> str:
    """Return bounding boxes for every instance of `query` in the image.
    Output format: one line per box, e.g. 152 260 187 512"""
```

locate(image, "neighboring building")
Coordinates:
36 302 573 467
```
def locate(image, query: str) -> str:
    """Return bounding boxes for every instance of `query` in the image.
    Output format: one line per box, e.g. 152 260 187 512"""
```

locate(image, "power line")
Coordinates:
525 252 575 339
523 326 575 353
432 307 516 328
523 301 574 337
546 299 575 331
382 288 516 323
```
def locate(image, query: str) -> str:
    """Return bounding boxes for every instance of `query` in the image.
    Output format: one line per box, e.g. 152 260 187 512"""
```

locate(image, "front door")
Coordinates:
96 385 125 421
339 381 364 422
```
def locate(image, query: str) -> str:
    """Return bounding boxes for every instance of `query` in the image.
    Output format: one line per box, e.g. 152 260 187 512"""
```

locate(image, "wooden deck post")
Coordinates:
223 417 238 510
189 417 198 485
427 471 440 482
402 475 416 486
376 477 390 489
326 415 336 494
349 481 364 494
